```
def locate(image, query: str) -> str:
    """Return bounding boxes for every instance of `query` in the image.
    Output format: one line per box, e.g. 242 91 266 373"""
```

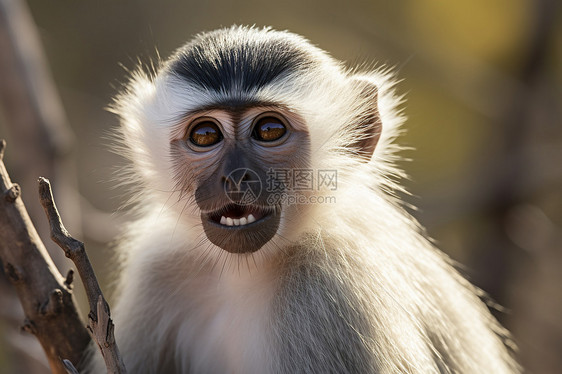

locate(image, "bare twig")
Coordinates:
39 177 127 374
0 140 91 374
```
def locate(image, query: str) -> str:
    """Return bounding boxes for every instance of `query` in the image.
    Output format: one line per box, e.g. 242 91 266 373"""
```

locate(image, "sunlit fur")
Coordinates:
87 26 520 373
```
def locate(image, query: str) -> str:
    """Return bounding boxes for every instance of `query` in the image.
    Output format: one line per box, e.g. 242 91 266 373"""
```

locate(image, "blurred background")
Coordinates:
0 0 560 373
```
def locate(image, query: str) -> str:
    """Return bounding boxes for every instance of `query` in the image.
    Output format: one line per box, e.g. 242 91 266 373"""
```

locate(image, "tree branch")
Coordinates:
0 140 90 373
39 177 127 374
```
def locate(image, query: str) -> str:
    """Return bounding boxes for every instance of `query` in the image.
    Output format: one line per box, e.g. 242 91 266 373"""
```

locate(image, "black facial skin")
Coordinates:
195 147 283 254
170 107 311 255
201 208 282 254
179 112 311 254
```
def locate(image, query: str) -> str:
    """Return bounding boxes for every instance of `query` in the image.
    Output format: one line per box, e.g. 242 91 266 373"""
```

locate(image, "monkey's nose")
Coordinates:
221 168 262 204
222 169 253 191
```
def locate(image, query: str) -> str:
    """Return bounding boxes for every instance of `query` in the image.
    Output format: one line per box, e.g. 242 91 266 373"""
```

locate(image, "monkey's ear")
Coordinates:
347 77 382 161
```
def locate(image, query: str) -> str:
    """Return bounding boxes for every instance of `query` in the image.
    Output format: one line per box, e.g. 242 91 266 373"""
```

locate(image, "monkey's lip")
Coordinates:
205 203 272 228
201 203 281 253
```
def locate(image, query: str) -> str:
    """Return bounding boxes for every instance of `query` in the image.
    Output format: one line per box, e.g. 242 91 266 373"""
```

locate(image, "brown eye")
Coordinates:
252 116 287 142
189 121 223 147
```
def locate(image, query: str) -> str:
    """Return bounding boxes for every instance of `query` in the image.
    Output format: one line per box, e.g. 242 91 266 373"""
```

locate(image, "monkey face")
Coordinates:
120 27 382 255
170 107 311 254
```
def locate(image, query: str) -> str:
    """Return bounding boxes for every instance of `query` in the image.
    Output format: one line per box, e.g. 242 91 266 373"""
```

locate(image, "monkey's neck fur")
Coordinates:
111 188 516 374
92 26 520 374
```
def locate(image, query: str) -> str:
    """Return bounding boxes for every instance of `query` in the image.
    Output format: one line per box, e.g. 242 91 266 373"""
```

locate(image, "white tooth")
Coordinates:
233 218 240 226
247 214 256 223
240 217 248 226
226 217 234 226
220 216 227 225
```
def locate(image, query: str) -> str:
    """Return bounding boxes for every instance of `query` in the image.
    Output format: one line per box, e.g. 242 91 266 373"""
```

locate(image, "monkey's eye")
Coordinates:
189 121 223 147
252 115 287 143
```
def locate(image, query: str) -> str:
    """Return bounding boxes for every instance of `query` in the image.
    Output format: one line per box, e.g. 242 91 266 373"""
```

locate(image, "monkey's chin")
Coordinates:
200 203 281 254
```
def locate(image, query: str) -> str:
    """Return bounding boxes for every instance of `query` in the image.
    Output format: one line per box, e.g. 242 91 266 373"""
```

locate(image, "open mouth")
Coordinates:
201 202 281 253
207 203 272 228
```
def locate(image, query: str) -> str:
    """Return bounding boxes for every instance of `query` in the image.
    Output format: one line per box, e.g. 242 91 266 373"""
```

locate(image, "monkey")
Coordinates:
86 26 520 373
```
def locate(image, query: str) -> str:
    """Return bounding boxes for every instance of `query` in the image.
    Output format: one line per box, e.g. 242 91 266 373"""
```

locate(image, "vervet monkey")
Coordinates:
88 26 519 373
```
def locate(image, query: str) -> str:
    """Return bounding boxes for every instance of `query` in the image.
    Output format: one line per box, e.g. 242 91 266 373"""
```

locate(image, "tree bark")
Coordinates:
0 140 91 374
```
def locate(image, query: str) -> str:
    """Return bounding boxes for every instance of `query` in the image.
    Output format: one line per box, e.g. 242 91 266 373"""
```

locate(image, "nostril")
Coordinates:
222 176 231 190
242 173 250 182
